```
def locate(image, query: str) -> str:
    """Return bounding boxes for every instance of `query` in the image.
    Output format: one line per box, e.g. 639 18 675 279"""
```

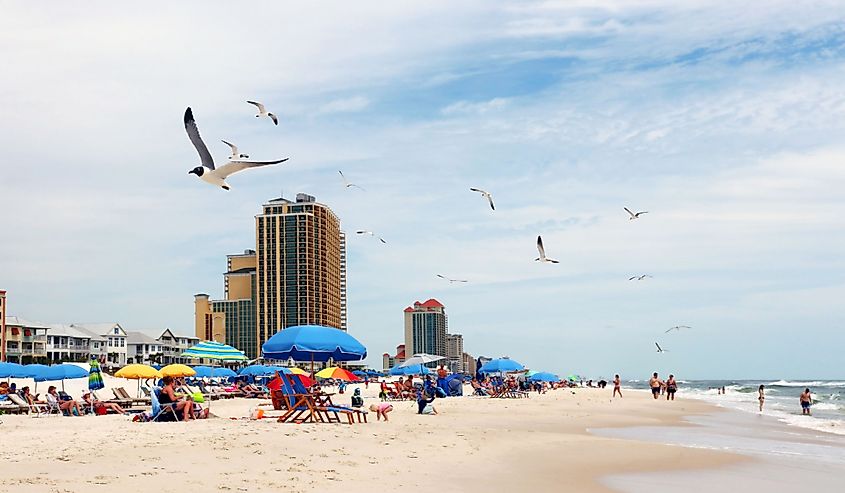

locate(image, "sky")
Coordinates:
2 1 845 379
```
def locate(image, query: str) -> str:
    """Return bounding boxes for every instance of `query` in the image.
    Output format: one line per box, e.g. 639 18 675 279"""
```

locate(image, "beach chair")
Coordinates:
273 373 360 424
105 389 135 408
115 387 150 406
4 394 34 415
288 375 367 423
149 387 179 422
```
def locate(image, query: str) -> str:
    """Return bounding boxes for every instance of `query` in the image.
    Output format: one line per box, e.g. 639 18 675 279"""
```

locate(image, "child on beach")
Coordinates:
369 403 393 421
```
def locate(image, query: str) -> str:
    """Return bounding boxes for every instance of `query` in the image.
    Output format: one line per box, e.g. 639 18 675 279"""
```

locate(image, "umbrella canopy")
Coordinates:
479 358 524 374
159 364 196 378
192 366 237 378
115 364 161 379
181 341 248 362
35 364 89 382
352 370 367 377
389 363 431 376
0 362 25 378
88 360 105 391
315 367 360 381
567 374 581 382
261 325 367 362
399 353 445 368
286 367 309 376
238 365 281 377
528 372 559 382
21 364 50 379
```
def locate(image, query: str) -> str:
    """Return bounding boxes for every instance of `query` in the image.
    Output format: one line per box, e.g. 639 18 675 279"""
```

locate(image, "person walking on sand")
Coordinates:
648 372 663 400
665 374 677 401
613 374 622 398
758 385 765 412
800 388 813 415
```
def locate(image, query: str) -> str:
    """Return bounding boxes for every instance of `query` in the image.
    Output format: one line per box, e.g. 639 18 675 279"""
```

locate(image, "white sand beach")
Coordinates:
0 378 742 493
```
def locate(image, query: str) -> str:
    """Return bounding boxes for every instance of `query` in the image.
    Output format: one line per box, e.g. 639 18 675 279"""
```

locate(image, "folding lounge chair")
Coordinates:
115 387 150 405
8 393 53 417
289 375 367 423
4 394 33 415
273 373 359 424
149 388 179 422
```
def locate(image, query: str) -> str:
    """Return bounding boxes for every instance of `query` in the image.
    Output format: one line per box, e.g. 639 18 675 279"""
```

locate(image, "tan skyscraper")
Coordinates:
403 299 447 358
255 194 347 353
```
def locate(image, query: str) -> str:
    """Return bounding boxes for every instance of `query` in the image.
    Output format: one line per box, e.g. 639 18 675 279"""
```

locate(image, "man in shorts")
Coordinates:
800 388 813 415
648 372 663 400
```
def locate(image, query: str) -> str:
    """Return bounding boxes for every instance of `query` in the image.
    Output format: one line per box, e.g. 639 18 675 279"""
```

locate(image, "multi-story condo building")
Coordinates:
2 316 49 363
382 343 406 371
46 324 98 363
194 250 258 358
71 323 127 366
127 329 200 365
403 299 448 360
445 333 464 373
196 194 347 360
462 352 477 376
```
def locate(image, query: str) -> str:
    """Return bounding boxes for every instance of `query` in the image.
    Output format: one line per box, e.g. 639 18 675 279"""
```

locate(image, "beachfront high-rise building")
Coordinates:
382 343 406 371
403 299 447 359
194 249 258 357
462 352 477 375
0 290 6 362
446 333 464 373
195 194 347 359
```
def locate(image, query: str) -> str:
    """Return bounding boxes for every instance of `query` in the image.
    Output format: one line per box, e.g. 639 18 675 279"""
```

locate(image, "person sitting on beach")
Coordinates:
471 378 490 396
160 376 195 421
46 386 82 416
665 375 677 401
404 376 414 392
82 391 127 415
648 372 663 400
417 386 437 415
369 403 393 421
800 388 813 416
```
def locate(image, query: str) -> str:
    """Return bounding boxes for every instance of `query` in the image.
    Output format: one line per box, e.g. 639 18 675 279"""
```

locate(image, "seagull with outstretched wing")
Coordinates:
436 274 468 284
339 170 365 191
665 325 691 333
356 230 387 244
535 235 559 263
221 140 249 159
184 108 288 190
470 188 495 210
247 100 278 125
625 207 649 220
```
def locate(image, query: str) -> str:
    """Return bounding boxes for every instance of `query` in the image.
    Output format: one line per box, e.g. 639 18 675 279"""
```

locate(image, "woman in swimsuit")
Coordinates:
758 385 765 412
665 375 677 401
613 374 622 398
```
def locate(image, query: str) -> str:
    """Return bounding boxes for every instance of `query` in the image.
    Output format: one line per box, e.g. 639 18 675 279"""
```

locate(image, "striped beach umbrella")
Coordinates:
181 341 248 362
88 359 105 414
315 367 359 382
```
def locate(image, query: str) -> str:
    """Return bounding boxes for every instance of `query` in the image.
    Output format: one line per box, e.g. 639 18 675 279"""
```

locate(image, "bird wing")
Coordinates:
638 211 649 216
214 158 289 179
269 113 278 125
655 342 662 351
247 100 266 113
355 230 370 235
624 207 635 218
664 328 674 333
436 274 447 280
184 107 215 170
629 276 637 280
221 140 238 156
548 259 559 263
536 236 546 258
379 238 387 244
487 194 495 210
338 170 349 185
470 188 485 193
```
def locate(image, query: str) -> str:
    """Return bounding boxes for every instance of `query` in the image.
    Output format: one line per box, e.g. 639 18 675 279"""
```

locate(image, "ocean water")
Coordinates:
624 379 845 435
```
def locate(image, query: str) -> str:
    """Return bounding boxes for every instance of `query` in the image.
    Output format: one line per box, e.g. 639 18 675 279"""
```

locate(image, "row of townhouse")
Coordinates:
2 317 199 368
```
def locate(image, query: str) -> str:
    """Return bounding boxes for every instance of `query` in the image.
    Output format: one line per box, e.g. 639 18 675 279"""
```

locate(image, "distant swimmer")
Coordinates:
648 372 663 400
758 385 765 412
800 388 812 415
613 374 622 398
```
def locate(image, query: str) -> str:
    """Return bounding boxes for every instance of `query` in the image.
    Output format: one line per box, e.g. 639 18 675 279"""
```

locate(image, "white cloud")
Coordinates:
441 97 510 115
316 96 370 114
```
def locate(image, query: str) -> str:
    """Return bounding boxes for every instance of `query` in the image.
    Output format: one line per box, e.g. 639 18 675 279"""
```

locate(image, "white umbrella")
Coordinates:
399 353 445 368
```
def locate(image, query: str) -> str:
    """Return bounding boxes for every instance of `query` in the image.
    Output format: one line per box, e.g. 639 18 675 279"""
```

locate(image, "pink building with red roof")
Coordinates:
403 298 448 361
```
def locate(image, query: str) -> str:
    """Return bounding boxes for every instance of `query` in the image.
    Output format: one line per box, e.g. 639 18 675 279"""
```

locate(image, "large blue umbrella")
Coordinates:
0 362 24 378
192 366 237 378
261 325 367 362
389 363 431 376
238 365 285 377
22 364 50 379
479 358 524 374
352 370 367 377
35 364 89 382
528 372 559 382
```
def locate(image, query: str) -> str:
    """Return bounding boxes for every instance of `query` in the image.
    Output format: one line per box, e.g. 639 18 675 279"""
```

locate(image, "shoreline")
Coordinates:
0 385 747 493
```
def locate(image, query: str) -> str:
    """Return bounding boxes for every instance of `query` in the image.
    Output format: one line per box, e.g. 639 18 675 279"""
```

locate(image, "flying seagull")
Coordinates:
469 188 495 210
338 170 365 191
247 100 278 125
655 342 669 353
535 235 559 263
184 108 289 190
624 207 649 220
436 274 468 284
356 230 386 243
628 274 653 281
221 140 249 159
665 325 691 333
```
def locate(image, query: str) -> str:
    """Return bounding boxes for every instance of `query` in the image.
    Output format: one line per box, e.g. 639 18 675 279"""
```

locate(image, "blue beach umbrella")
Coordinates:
352 370 367 377
389 363 431 376
0 362 25 379
479 358 524 374
192 366 237 378
261 325 367 363
238 365 281 377
35 364 89 392
528 372 559 382
22 364 50 379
